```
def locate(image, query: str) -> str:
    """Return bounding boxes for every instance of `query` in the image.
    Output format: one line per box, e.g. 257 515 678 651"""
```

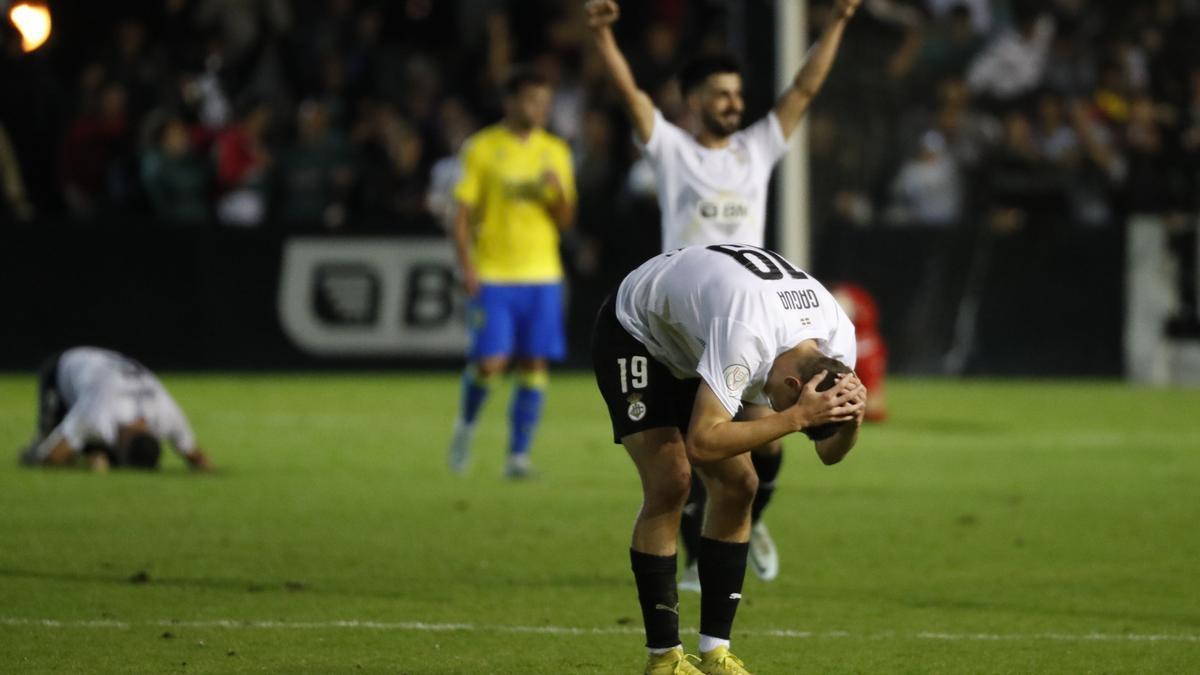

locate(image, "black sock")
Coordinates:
750 451 783 524
630 549 680 649
679 474 706 566
697 537 749 640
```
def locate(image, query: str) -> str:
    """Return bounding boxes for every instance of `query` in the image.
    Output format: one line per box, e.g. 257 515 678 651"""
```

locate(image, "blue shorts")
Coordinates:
469 283 566 361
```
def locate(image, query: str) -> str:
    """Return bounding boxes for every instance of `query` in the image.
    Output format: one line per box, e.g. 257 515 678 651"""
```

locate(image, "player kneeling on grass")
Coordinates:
18 347 212 472
592 245 865 675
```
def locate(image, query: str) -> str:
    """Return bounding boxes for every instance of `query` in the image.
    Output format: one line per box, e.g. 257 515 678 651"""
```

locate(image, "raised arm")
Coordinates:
584 0 656 144
774 0 862 140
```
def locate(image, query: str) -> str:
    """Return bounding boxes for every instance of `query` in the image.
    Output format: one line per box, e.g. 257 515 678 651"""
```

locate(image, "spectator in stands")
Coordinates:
886 129 962 227
104 18 163 123
982 110 1064 231
1042 29 1098 97
141 113 211 226
355 104 429 229
61 81 134 221
193 0 292 71
931 78 1001 172
1035 93 1080 167
1093 59 1133 125
215 100 272 227
426 98 477 231
276 100 354 229
0 123 34 222
809 113 874 230
1065 99 1125 227
899 3 985 95
924 0 991 35
1183 69 1200 206
965 2 1055 105
1122 94 1177 214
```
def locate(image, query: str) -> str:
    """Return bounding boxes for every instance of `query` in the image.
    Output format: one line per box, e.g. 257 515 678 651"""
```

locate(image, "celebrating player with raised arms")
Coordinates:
586 0 863 598
592 245 866 674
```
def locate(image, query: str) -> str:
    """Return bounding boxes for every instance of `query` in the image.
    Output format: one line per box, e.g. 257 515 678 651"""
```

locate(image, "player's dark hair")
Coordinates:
503 66 550 97
679 53 743 95
797 357 855 441
122 433 162 470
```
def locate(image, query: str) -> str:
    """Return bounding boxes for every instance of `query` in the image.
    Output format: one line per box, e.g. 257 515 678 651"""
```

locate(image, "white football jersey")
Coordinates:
615 245 856 417
53 347 196 454
637 109 790 250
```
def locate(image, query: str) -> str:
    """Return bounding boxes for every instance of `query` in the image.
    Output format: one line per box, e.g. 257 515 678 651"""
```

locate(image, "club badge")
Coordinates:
724 363 751 396
627 393 647 421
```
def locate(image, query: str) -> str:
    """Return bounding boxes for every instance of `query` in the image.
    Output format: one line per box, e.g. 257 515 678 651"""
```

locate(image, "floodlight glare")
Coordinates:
9 3 51 53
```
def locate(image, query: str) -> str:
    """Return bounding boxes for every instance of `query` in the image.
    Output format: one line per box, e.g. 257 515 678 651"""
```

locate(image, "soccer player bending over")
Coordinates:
586 0 863 588
19 347 212 472
448 67 577 478
592 245 865 674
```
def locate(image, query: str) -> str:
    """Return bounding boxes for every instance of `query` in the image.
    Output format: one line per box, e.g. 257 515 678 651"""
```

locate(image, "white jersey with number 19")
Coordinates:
615 245 856 417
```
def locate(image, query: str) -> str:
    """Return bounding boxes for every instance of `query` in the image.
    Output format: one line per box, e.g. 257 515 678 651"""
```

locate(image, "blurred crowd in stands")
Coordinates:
1 0 1199 247
811 0 1200 238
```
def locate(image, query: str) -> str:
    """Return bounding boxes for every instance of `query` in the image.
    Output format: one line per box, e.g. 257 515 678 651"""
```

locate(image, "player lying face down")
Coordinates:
20 347 212 472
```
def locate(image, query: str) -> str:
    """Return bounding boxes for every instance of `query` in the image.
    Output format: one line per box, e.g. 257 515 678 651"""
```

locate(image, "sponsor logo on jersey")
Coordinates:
723 364 751 396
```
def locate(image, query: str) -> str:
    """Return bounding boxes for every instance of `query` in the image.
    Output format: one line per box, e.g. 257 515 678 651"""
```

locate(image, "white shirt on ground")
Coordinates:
49 347 197 456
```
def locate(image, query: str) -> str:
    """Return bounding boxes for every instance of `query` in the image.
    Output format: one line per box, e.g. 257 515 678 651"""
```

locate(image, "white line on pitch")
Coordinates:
2 618 1198 643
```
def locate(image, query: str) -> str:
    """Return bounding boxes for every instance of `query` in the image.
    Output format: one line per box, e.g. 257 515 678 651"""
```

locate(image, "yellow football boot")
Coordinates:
644 647 704 674
697 645 752 674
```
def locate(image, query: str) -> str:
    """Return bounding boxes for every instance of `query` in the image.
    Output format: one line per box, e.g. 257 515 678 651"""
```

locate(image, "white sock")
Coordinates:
648 644 682 655
699 634 730 654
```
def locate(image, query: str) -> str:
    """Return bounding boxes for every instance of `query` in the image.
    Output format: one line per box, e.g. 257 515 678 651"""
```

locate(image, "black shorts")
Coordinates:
36 352 66 437
591 294 700 443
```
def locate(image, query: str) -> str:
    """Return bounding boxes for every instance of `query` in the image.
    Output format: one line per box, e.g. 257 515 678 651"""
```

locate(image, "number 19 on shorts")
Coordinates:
617 356 648 393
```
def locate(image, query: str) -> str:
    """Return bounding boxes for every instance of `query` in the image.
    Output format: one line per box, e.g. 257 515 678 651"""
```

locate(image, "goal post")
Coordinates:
774 0 809 268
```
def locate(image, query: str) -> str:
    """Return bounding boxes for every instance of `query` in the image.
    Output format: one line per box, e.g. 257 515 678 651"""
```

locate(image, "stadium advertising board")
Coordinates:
278 238 468 357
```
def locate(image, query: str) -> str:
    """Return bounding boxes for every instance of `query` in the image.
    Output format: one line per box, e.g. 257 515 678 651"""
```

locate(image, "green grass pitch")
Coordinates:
1 372 1198 673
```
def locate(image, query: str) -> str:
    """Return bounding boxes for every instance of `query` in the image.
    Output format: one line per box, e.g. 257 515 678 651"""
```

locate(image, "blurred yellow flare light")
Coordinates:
9 3 52 53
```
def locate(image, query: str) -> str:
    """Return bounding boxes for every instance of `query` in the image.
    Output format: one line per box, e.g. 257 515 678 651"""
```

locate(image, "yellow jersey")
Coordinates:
454 124 576 283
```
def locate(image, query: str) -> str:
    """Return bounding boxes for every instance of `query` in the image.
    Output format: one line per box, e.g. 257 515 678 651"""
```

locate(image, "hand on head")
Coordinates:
792 369 866 430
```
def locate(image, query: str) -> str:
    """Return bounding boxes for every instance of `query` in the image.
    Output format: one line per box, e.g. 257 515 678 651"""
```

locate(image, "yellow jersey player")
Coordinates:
448 67 577 479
